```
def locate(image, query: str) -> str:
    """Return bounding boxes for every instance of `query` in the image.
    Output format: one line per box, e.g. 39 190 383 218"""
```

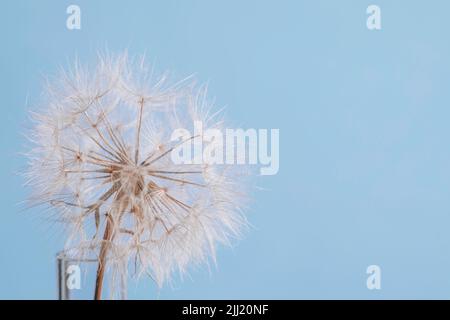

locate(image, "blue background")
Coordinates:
1 0 450 299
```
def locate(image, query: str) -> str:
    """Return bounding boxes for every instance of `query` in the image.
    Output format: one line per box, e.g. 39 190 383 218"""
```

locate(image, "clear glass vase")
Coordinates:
56 251 100 300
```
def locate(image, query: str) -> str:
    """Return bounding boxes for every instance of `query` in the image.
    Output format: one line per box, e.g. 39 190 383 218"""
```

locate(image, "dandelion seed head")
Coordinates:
24 52 248 295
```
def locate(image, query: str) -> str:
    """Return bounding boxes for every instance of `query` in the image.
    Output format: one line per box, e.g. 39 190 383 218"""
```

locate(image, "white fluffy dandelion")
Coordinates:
24 53 248 299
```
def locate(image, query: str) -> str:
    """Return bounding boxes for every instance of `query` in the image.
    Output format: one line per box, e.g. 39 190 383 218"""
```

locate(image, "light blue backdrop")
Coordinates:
1 0 450 299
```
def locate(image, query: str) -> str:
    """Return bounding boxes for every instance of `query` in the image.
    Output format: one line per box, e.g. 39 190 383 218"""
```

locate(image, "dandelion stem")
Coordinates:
94 216 113 300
